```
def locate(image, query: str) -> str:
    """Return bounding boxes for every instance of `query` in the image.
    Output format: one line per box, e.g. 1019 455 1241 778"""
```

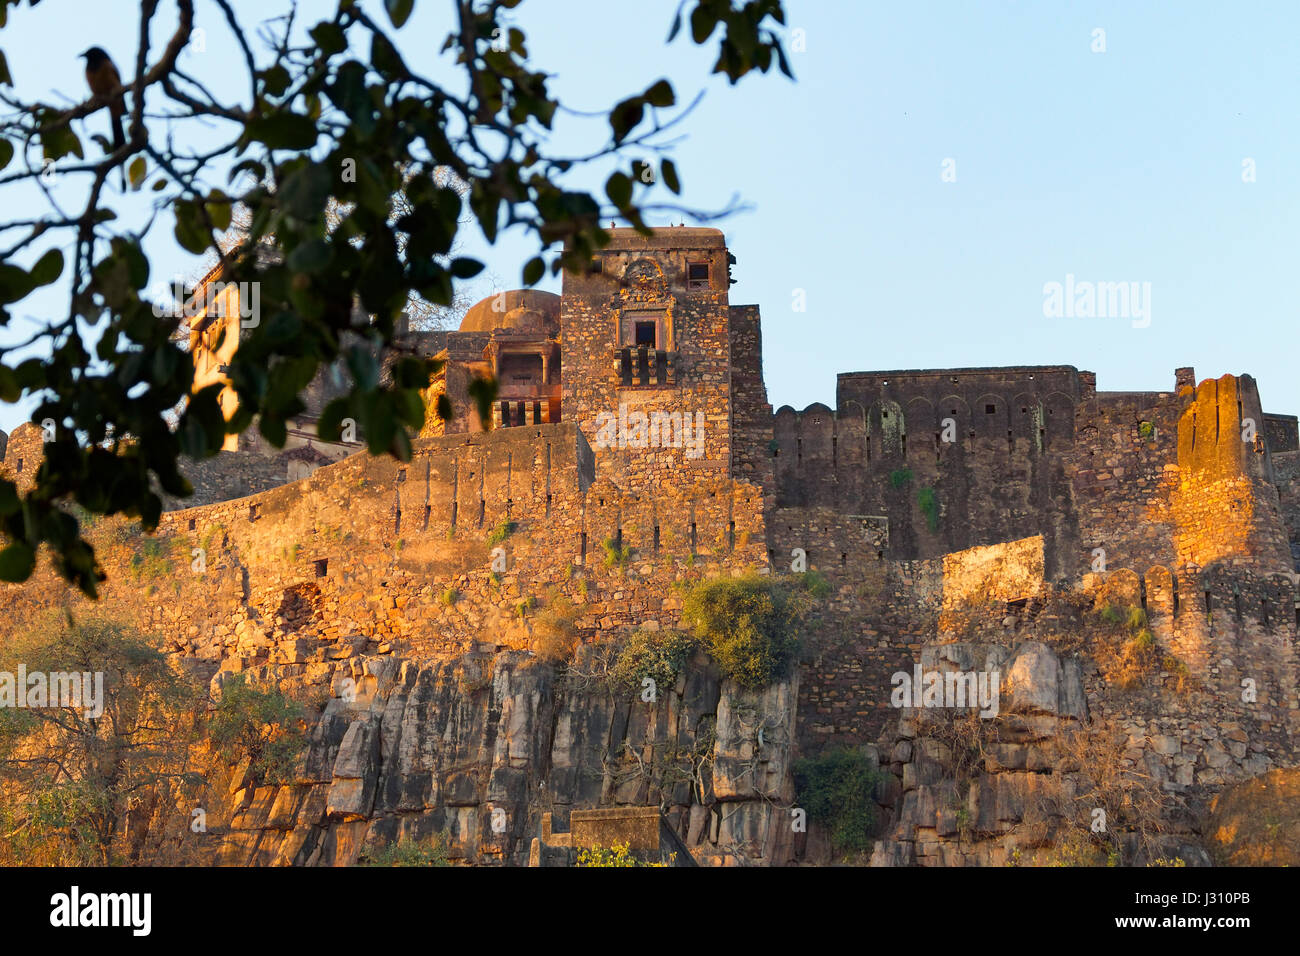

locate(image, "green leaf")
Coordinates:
0 137 12 171
661 158 680 194
287 238 331 273
246 114 319 151
644 79 675 108
279 162 333 220
128 156 147 189
449 257 484 279
205 189 232 232
151 177 167 191
385 0 414 28
29 248 63 287
0 50 11 87
467 375 498 431
0 263 29 304
261 64 291 97
0 364 17 402
259 413 288 448
173 200 210 254
522 257 545 286
667 7 684 42
605 172 632 208
609 95 645 144
371 32 406 75
0 542 35 582
309 22 347 56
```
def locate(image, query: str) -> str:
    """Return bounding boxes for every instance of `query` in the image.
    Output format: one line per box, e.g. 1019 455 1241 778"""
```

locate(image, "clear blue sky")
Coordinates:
2 0 1298 436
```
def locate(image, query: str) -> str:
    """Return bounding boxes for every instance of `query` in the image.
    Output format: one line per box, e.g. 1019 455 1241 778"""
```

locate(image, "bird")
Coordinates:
80 46 125 184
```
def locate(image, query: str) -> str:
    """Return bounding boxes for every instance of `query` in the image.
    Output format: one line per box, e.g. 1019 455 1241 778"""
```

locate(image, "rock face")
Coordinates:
214 648 798 866
870 640 1199 867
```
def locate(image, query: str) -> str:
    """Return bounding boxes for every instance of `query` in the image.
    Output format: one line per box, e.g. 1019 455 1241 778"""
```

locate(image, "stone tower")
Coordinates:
560 227 741 486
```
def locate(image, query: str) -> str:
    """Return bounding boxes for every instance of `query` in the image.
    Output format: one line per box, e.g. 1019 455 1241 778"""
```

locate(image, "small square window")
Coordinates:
635 321 656 347
985 404 996 414
590 258 602 274
686 262 710 289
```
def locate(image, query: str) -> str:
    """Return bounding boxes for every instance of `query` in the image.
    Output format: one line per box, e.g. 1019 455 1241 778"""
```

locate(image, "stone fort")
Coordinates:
2 226 1299 866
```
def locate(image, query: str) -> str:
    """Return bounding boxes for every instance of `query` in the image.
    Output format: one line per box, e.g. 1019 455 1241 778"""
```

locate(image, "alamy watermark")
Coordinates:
890 663 1000 717
1042 274 1151 328
149 276 261 328
0 666 104 718
593 403 705 459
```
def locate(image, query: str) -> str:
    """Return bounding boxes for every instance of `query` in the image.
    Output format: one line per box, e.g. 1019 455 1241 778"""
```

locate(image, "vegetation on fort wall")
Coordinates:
1093 604 1191 693
917 486 940 532
681 572 819 689
792 748 883 855
602 536 632 570
486 520 517 548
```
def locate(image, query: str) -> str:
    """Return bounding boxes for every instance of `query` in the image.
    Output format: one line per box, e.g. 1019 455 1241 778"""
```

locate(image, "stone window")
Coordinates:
620 310 664 349
985 404 996 414
499 353 543 386
686 261 710 290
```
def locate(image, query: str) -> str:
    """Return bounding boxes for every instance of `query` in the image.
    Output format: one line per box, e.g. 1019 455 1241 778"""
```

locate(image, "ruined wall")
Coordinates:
1272 451 1300 570
727 303 774 495
773 366 1083 575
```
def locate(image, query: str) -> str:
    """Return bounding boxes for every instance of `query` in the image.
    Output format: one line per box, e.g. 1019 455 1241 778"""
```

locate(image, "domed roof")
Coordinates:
501 307 546 331
459 289 560 333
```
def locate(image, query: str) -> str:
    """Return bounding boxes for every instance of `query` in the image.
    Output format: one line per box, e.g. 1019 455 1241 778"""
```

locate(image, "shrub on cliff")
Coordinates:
359 835 451 867
533 598 581 665
207 673 308 787
792 748 883 855
612 628 698 697
681 573 812 689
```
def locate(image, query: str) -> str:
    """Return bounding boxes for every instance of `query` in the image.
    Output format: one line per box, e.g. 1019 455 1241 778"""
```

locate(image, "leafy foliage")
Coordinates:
611 627 697 695
792 748 882 855
575 840 669 867
681 573 815 689
485 520 516 548
917 486 939 532
207 672 307 786
359 833 451 866
532 596 581 664
0 614 198 865
0 0 791 596
602 535 631 570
